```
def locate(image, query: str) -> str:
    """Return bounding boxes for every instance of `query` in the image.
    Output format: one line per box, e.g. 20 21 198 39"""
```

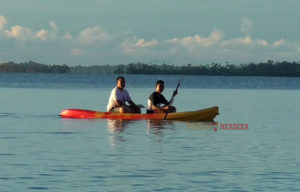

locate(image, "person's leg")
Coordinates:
134 107 141 113
109 106 125 113
121 105 138 113
122 105 131 113
110 106 140 113
126 105 141 113
168 106 176 113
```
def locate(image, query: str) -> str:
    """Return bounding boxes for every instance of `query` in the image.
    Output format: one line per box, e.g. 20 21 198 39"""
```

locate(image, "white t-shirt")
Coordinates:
107 87 132 112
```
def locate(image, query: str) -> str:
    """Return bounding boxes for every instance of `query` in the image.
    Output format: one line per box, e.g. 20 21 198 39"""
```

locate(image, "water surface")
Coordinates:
0 74 300 191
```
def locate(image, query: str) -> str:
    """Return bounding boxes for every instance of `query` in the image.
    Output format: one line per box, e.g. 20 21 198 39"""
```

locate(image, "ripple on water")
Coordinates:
0 153 16 156
28 187 49 190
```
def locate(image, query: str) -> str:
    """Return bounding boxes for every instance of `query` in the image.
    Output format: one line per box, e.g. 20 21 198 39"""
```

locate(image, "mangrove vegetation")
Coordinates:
1 60 300 77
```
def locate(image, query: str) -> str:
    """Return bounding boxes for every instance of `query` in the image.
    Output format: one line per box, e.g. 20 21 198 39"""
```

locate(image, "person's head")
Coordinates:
156 80 164 93
117 76 125 89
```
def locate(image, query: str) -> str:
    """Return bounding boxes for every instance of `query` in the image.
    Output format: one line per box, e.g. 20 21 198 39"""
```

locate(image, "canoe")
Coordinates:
60 106 219 121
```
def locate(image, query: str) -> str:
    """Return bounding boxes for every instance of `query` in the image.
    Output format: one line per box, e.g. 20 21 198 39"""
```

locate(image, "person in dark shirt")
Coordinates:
147 80 177 113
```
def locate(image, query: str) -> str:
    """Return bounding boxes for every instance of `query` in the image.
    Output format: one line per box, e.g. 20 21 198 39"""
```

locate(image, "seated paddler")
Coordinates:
107 76 141 113
147 80 177 113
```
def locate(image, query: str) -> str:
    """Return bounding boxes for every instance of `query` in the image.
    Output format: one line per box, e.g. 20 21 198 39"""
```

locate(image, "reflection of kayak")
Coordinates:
60 106 219 121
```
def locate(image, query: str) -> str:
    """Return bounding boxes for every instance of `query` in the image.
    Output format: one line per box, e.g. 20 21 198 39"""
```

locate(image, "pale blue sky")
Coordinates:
0 0 300 65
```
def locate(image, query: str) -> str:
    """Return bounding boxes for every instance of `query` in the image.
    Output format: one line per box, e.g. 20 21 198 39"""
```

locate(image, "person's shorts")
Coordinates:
109 105 135 113
146 106 176 114
146 109 161 114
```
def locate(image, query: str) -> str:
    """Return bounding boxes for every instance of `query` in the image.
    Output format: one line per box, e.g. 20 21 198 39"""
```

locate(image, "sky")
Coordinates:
0 0 300 66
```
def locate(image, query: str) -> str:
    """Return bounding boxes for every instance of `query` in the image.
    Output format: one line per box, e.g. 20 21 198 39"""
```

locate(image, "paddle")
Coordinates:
164 81 180 120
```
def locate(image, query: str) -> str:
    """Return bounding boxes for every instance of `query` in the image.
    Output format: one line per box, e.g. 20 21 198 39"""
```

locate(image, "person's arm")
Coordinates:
151 104 166 113
128 100 139 109
115 99 124 107
124 90 139 109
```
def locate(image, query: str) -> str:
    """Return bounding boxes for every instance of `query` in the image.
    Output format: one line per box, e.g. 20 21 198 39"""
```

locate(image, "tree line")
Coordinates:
1 60 300 77
0 61 70 73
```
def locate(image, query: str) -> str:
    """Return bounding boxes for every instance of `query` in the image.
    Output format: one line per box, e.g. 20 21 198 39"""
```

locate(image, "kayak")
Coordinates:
60 106 219 121
60 106 218 121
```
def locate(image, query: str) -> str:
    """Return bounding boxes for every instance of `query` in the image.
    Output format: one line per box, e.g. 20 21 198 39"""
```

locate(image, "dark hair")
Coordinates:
156 80 164 86
117 76 125 81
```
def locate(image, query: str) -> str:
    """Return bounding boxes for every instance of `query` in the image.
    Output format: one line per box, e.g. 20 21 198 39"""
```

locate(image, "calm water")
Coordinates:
0 74 300 191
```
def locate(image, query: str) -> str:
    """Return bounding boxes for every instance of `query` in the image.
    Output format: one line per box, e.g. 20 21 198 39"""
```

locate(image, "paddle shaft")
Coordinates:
169 81 180 105
164 81 180 120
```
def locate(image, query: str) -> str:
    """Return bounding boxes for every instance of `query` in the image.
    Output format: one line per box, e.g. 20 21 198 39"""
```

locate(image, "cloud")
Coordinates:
3 20 59 41
49 21 58 38
71 48 83 55
240 17 253 35
135 38 158 48
239 36 252 44
0 15 7 31
121 30 273 62
62 32 72 40
256 39 268 46
168 30 223 48
50 21 57 32
1 14 299 65
222 36 268 46
35 21 58 40
36 29 48 40
78 26 112 45
5 25 33 40
273 39 285 47
122 37 158 54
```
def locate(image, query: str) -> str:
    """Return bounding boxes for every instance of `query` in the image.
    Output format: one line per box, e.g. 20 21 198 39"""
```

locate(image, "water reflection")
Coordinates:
107 119 134 133
185 121 218 131
107 119 176 146
147 120 174 135
107 119 134 147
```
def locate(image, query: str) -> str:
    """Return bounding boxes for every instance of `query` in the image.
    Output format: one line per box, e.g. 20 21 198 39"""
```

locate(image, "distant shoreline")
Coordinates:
1 60 300 77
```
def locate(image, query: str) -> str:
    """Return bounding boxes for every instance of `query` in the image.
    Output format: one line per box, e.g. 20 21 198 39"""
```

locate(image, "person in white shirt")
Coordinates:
107 76 141 113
